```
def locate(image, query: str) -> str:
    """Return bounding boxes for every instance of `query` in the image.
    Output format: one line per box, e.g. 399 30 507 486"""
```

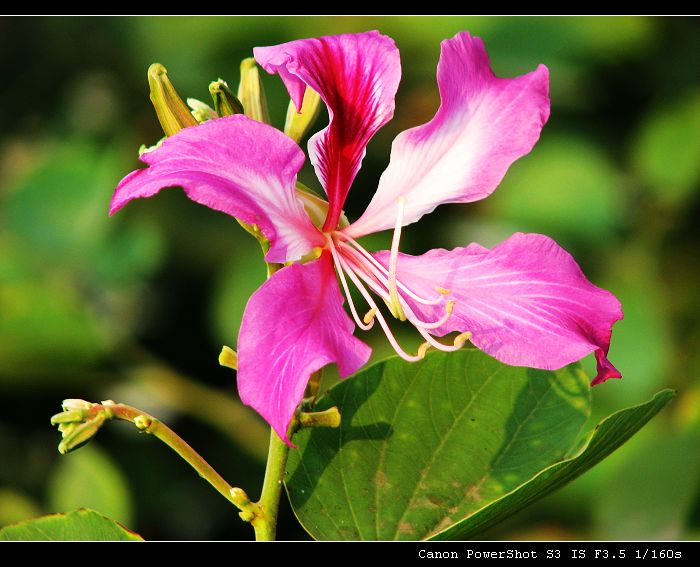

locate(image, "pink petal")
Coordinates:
254 31 401 232
237 252 372 445
347 32 550 238
110 115 324 264
374 233 622 384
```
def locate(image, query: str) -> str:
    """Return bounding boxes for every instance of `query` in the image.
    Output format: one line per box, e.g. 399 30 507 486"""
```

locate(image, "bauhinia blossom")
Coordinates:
111 31 623 444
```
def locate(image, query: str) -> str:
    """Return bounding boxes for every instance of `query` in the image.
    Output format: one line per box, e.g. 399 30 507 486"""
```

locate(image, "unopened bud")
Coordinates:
237 58 269 124
209 79 244 117
219 346 238 370
138 138 165 156
57 413 107 454
298 407 342 429
57 422 78 436
134 414 153 431
61 399 94 412
148 63 198 136
187 98 218 123
51 399 94 426
50 410 87 425
284 86 321 143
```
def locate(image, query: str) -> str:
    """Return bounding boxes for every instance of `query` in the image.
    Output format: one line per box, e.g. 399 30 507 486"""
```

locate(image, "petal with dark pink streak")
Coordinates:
255 31 401 231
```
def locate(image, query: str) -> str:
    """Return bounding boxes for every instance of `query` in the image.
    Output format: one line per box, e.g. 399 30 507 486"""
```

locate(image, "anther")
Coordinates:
436 287 451 295
453 331 473 347
446 300 455 315
417 342 431 359
363 308 377 325
219 346 238 370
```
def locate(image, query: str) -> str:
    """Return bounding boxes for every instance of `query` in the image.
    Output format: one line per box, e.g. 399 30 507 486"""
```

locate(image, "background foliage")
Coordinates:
1 16 699 540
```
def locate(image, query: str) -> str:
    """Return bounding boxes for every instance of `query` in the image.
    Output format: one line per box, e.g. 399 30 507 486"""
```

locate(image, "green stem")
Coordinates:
238 259 290 540
98 403 241 508
126 347 268 461
251 428 292 540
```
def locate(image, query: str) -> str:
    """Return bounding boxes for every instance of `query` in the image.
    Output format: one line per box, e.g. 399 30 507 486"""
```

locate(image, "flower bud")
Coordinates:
61 399 94 412
57 413 108 455
138 138 165 156
187 98 218 123
208 79 244 117
50 410 86 425
284 86 321 143
237 58 269 124
148 63 198 136
219 345 238 370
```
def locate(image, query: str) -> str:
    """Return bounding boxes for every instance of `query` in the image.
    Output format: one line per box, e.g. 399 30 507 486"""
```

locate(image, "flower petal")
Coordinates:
237 252 372 444
254 31 401 232
347 32 550 238
374 233 622 384
110 115 323 264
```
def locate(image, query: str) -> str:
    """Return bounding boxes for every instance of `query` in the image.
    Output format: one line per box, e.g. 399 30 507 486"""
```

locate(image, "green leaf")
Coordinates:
0 242 108 377
3 141 164 289
47 445 134 527
0 489 42 528
582 246 673 415
631 90 700 207
211 244 266 343
483 136 623 245
429 389 674 540
285 349 592 540
285 349 673 540
0 509 143 541
593 390 700 539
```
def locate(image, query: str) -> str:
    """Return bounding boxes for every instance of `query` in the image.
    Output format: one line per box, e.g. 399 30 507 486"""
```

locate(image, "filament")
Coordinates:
336 254 423 362
326 204 474 363
388 197 407 321
338 241 444 308
326 236 374 331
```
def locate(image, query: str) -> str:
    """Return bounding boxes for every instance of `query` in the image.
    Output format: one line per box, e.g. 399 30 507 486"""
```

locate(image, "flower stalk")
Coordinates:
51 400 241 508
51 397 340 540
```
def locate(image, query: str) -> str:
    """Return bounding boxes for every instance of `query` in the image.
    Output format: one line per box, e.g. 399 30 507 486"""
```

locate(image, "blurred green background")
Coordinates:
1 16 699 540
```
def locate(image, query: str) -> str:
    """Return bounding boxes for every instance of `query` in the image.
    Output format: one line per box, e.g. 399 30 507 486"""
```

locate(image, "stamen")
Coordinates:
337 240 444 307
363 308 377 325
406 304 454 331
416 327 465 353
339 239 460 334
326 236 374 331
436 287 451 295
343 251 455 336
453 331 473 347
341 252 391 302
387 197 407 321
417 342 431 358
336 254 423 362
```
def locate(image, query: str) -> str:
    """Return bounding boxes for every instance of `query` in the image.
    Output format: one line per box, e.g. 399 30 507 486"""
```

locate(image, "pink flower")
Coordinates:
111 31 622 444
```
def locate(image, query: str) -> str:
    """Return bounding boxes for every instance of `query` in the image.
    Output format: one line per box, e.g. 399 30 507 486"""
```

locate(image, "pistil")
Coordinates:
387 197 407 321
